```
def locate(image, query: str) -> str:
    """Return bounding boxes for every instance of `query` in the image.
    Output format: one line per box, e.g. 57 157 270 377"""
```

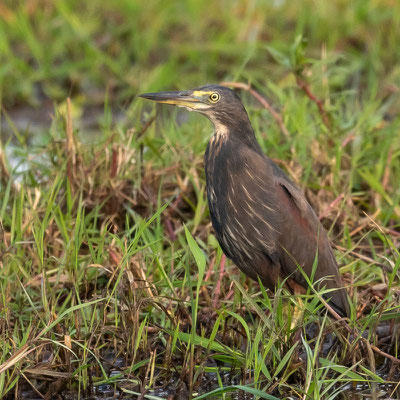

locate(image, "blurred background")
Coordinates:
1 0 400 142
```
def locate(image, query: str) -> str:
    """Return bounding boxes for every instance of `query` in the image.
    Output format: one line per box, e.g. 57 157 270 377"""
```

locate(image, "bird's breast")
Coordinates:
204 138 279 262
204 137 231 226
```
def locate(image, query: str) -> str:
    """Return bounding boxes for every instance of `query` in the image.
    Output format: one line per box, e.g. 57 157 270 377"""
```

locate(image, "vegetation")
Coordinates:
0 0 399 398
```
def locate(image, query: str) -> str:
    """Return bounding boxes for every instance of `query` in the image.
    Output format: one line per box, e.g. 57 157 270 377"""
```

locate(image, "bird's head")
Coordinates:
139 85 252 136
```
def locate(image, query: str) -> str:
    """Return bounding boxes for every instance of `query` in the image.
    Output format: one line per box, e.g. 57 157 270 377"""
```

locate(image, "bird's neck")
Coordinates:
210 117 262 155
205 119 263 180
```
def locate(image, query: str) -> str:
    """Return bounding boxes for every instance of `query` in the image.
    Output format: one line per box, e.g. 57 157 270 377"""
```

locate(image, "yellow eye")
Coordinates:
209 93 220 103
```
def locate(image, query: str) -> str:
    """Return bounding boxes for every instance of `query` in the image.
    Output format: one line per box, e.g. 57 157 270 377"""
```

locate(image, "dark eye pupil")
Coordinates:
211 94 218 100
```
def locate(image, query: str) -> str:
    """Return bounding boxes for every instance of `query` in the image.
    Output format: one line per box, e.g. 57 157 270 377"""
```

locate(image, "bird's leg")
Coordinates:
284 279 308 375
286 278 307 330
291 298 304 330
213 254 226 309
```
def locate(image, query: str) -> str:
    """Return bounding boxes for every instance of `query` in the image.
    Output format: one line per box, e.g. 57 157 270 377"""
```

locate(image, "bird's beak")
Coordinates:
138 90 207 110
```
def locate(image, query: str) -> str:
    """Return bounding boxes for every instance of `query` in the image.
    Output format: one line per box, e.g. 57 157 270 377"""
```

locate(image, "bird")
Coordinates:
139 84 350 318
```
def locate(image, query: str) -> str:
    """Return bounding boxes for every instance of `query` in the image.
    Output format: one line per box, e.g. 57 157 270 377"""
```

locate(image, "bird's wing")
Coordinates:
272 163 336 277
269 162 349 316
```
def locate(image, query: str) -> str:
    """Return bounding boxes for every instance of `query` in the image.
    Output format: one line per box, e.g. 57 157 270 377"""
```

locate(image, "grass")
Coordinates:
0 0 400 399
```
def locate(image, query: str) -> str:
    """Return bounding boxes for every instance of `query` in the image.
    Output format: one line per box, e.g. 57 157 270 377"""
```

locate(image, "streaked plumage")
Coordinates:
139 85 350 318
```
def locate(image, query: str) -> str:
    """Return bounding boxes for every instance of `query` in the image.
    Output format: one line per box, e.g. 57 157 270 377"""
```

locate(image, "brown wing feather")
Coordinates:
274 174 350 317
236 150 349 317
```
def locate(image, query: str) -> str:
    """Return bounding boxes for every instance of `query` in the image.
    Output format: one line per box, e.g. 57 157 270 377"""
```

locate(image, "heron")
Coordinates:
139 84 350 318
